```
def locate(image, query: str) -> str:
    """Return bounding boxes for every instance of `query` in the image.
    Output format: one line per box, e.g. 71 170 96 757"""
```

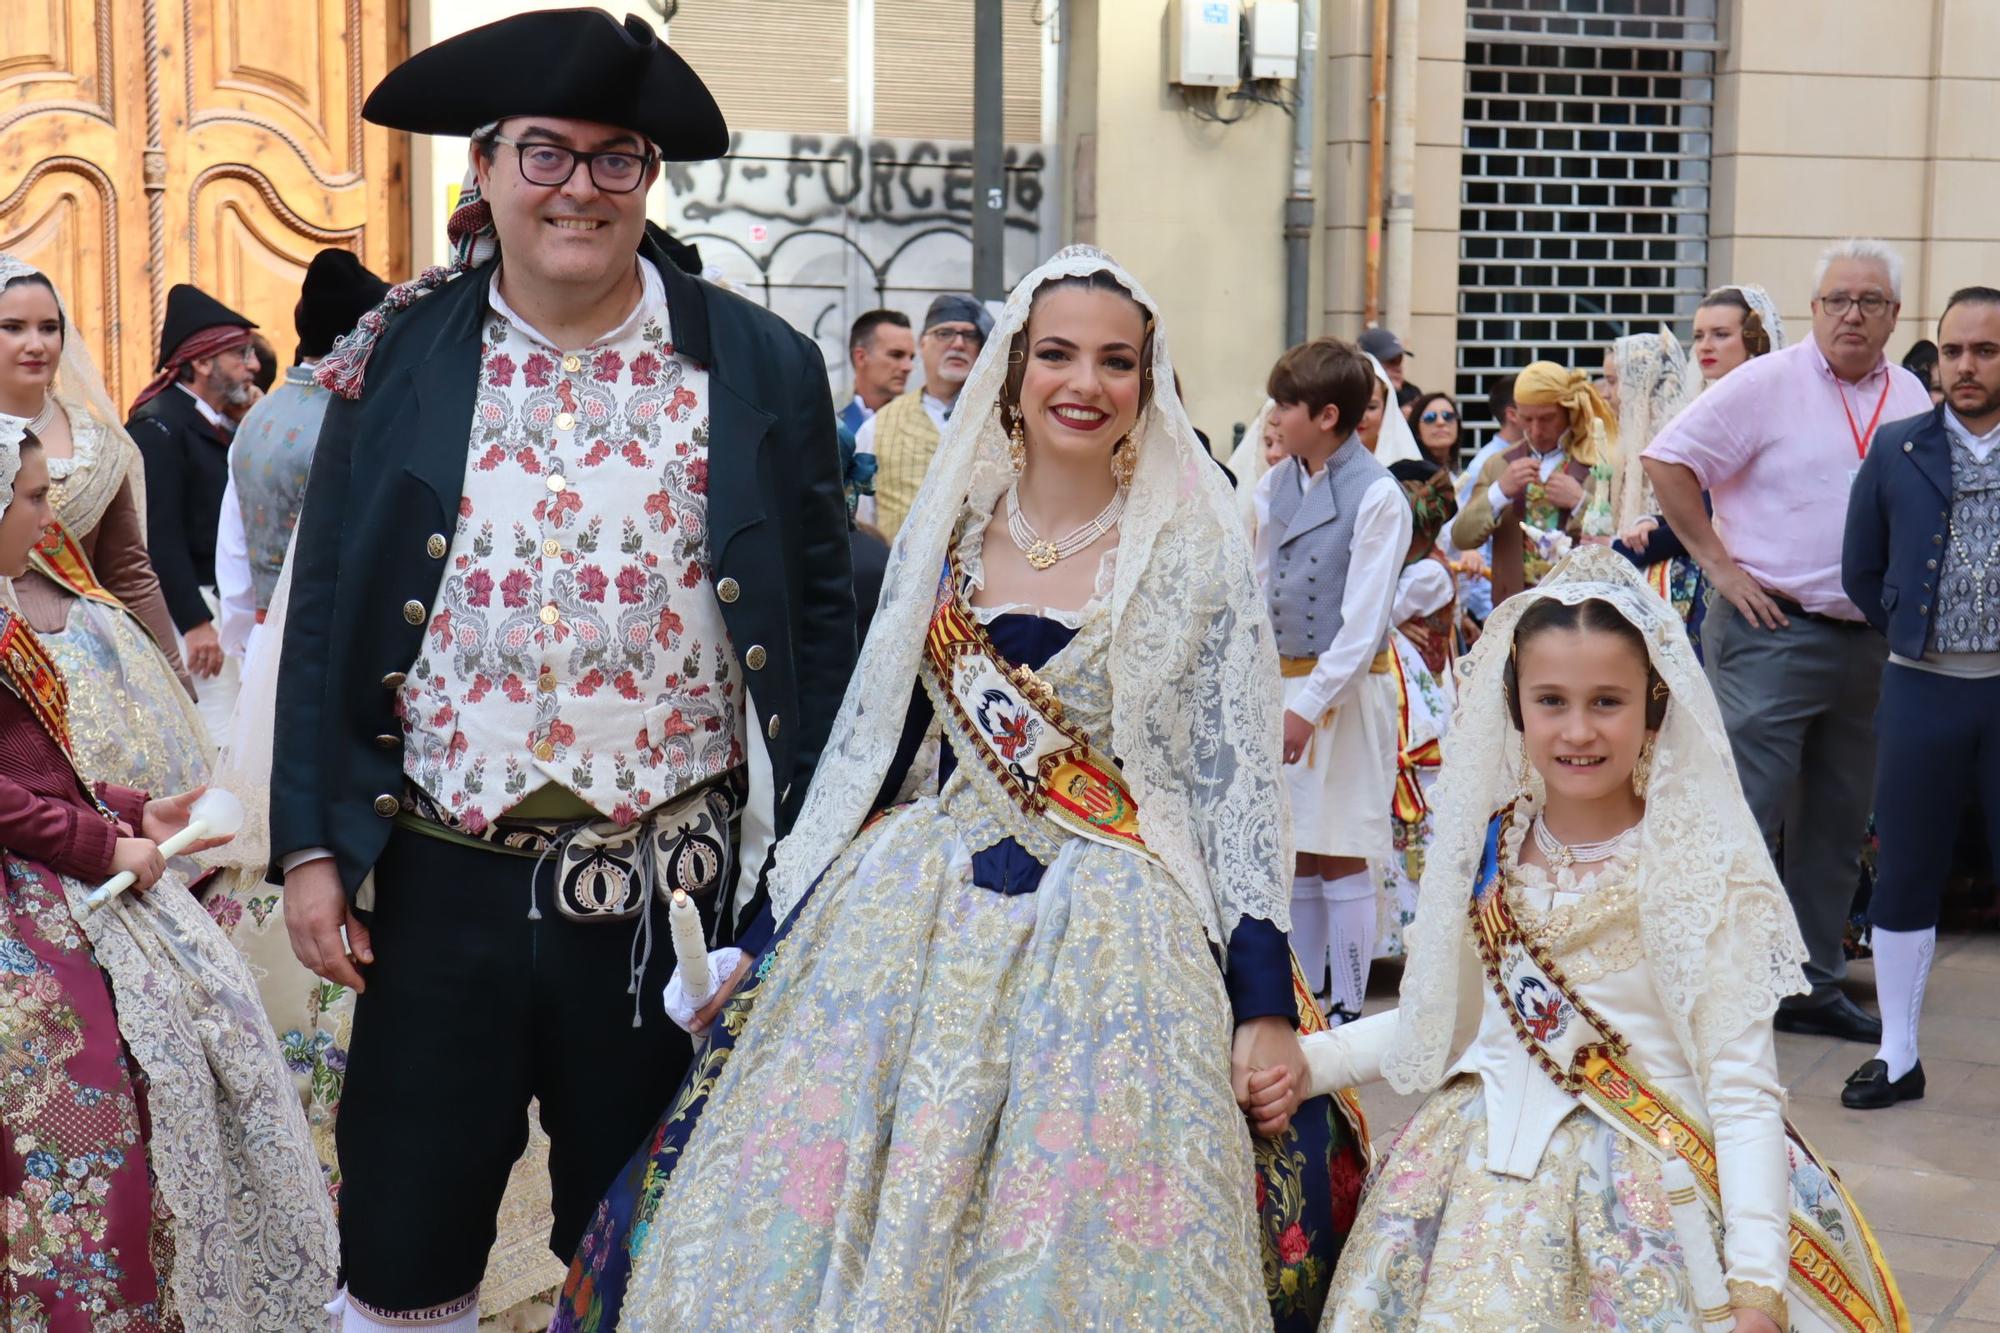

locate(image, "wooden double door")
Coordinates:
0 0 411 410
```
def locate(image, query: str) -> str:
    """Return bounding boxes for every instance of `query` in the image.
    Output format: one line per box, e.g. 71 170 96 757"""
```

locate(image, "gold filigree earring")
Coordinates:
1632 734 1657 799
1111 432 1137 488
1516 734 1545 803
1005 405 1027 474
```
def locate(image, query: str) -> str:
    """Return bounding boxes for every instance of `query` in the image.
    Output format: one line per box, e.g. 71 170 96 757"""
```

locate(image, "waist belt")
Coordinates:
1765 593 1873 632
1279 648 1395 679
398 774 742 925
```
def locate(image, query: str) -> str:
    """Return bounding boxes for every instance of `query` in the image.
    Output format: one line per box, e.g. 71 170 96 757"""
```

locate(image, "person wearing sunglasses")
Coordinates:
1409 390 1462 472
267 14 859 1329
853 294 992 540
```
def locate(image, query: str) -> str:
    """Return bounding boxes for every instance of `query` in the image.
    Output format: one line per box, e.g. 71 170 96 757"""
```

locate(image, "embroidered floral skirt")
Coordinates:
0 854 167 1332
597 799 1277 1329
1325 1076 1709 1332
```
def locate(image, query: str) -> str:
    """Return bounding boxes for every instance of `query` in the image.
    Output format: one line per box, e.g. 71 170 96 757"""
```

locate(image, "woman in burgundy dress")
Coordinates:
0 420 336 1329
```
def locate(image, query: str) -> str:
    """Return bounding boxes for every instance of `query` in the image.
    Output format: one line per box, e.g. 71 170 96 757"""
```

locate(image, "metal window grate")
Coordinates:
1454 0 1718 447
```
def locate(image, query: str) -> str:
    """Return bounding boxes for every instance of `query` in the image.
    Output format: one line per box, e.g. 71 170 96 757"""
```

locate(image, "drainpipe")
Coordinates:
1363 0 1389 326
1284 0 1320 348
1384 0 1419 336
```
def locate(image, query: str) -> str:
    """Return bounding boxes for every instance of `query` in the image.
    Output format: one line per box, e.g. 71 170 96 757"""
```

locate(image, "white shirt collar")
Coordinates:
175 381 233 432
487 258 666 352
1945 407 2000 459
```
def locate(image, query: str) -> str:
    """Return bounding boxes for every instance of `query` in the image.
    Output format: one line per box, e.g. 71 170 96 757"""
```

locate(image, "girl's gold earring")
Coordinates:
1632 734 1657 799
1006 408 1027 475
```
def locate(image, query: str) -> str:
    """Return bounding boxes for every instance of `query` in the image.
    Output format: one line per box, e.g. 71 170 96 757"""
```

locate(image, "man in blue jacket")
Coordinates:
1841 285 2000 1109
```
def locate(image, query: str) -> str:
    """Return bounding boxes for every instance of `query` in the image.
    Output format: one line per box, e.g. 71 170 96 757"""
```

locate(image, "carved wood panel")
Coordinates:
0 0 409 412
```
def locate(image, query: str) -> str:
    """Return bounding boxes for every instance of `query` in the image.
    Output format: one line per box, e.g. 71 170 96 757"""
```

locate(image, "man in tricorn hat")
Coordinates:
126 282 260 736
268 11 855 1328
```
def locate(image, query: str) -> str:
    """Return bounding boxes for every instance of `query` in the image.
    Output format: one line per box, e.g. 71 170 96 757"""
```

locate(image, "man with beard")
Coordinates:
1840 285 2000 1108
855 293 989 539
126 283 260 739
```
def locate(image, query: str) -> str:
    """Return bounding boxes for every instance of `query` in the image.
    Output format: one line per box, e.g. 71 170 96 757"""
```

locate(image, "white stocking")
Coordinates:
1870 925 1935 1082
329 1287 482 1333
1326 870 1378 1021
1290 874 1328 1004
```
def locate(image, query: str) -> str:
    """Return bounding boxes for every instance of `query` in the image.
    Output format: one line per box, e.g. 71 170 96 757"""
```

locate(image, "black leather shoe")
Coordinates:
1773 993 1883 1043
1842 1058 1925 1109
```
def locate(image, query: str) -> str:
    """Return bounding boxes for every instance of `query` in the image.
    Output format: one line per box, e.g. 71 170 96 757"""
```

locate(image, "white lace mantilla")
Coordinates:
1384 545 1808 1096
770 246 1293 944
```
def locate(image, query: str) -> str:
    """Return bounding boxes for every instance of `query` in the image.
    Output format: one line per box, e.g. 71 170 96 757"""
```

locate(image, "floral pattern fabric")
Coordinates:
593 597 1276 1328
1325 1077 1707 1331
1 853 168 1332
400 276 742 832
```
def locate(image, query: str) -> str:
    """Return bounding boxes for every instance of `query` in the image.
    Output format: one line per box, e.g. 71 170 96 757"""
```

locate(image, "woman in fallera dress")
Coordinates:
1297 546 1906 1332
0 418 334 1329
0 255 210 792
558 246 1370 1331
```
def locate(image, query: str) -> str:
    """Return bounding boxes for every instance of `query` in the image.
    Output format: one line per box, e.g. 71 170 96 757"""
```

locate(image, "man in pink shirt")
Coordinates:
1645 239 1933 1044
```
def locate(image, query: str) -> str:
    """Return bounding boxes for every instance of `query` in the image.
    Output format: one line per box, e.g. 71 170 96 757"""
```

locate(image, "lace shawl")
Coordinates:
770 246 1292 943
1382 545 1808 1095
1611 329 1693 530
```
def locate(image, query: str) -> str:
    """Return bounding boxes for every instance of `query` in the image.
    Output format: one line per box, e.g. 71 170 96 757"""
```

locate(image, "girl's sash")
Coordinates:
1467 814 1907 1333
921 558 1149 860
1386 644 1441 824
31 521 127 613
0 604 75 758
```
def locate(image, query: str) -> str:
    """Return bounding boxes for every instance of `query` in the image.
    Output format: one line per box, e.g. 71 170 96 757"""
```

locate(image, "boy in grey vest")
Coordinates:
1253 337 1413 1022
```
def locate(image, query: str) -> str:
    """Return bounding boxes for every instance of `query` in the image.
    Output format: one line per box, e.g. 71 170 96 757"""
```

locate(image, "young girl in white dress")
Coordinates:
1299 546 1907 1332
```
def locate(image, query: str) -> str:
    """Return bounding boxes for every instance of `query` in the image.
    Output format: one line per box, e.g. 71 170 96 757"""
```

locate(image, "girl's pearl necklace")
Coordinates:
1006 480 1126 571
1532 813 1634 870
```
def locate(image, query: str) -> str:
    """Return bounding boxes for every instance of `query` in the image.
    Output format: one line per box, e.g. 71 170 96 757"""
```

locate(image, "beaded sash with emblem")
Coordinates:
920 556 1149 861
1467 810 1908 1333
0 605 116 824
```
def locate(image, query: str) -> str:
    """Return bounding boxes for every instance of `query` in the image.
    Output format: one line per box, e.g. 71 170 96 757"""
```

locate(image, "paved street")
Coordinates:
1354 931 2000 1332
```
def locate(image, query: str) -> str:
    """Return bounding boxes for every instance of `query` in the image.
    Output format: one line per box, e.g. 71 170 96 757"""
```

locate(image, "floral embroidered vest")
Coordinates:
398 268 744 832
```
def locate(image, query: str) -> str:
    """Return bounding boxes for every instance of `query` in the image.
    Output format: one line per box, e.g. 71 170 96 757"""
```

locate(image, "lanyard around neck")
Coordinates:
1838 374 1892 460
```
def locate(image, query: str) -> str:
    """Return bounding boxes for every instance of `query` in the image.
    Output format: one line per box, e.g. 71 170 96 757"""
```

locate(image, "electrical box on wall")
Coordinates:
1247 2 1299 80
1169 0 1242 89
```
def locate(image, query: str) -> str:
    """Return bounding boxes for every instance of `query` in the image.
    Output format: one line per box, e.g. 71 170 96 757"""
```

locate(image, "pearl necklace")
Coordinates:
25 395 58 440
1006 480 1126 571
1532 813 1633 870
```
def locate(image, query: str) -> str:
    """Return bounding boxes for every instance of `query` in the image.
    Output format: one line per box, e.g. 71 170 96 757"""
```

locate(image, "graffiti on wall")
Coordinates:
652 129 1055 391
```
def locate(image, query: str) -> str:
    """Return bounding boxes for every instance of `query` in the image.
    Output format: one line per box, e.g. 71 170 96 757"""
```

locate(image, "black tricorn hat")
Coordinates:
156 284 255 370
296 249 391 360
362 9 729 163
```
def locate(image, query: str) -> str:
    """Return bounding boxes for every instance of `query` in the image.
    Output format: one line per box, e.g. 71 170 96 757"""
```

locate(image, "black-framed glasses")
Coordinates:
1420 409 1458 424
490 135 655 194
1819 292 1892 319
926 325 984 347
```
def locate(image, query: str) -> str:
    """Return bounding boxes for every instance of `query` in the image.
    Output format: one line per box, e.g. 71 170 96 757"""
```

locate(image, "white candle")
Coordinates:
81 788 247 918
1658 1136 1735 1331
669 889 712 1002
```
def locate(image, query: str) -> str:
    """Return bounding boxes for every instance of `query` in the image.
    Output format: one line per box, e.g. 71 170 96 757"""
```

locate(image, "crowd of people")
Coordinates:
2 8 1994 1332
